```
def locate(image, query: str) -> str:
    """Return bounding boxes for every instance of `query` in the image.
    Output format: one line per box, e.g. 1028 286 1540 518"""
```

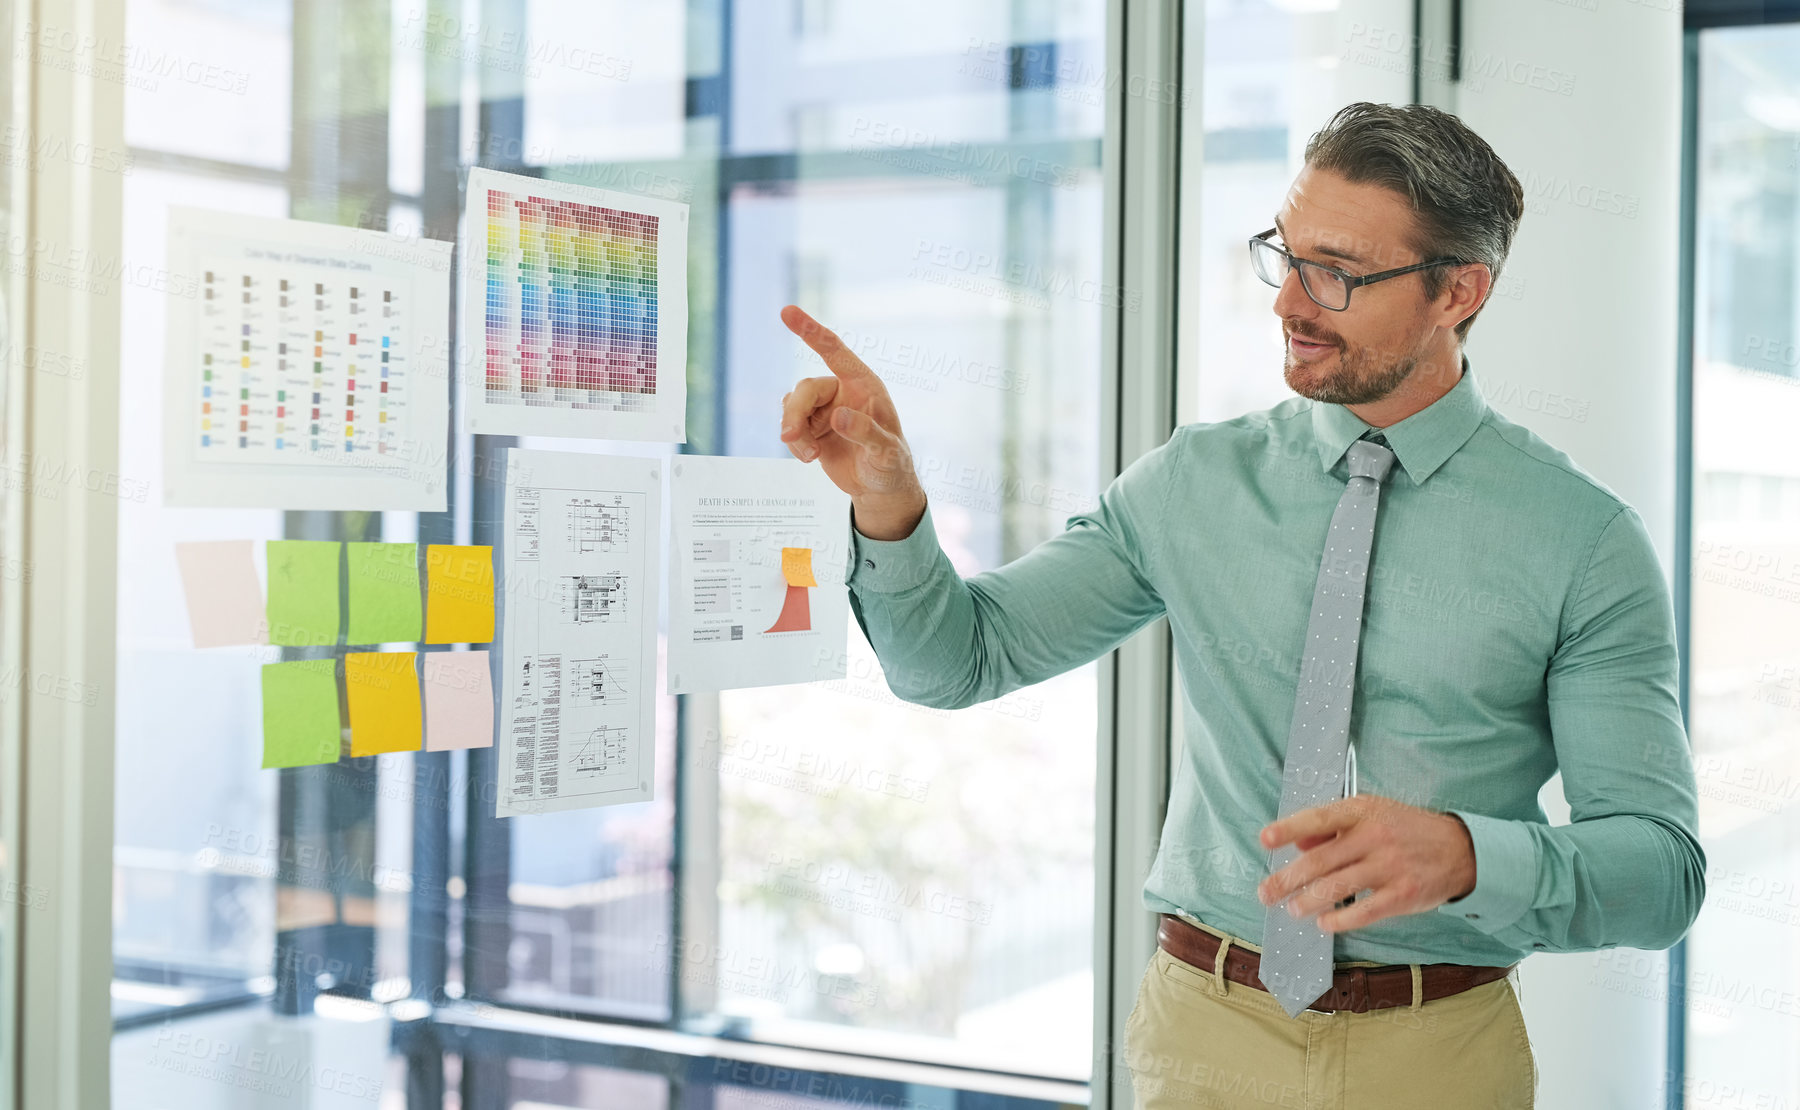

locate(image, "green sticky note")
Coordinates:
261 659 340 768
346 542 422 644
267 540 341 646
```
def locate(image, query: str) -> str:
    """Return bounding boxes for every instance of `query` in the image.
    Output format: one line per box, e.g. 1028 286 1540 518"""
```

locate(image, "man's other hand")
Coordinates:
1255 794 1478 933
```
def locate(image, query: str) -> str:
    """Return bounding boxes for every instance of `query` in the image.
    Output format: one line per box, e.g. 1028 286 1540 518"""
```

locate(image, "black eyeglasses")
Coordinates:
1248 227 1466 312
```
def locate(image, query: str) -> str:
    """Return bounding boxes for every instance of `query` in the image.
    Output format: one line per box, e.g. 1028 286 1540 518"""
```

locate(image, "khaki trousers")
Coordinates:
1123 917 1538 1110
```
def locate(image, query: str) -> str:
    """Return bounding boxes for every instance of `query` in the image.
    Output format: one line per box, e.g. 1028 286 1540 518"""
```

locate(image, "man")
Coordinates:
776 102 1704 1109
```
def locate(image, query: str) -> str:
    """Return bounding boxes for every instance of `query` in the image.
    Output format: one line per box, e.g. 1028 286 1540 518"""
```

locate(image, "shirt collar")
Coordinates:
1310 352 1488 485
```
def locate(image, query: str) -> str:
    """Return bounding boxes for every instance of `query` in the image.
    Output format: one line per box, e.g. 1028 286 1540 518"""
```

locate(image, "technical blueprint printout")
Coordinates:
497 448 662 816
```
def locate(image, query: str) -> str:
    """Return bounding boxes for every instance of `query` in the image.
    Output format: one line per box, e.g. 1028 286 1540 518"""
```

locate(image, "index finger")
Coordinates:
1261 798 1360 850
781 304 874 382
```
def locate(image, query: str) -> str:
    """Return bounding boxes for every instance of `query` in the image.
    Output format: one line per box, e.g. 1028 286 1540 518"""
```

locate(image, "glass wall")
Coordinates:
110 0 1110 1104
1683 21 1800 1109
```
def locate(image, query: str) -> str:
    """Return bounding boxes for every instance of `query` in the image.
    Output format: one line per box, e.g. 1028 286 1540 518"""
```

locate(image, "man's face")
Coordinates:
1271 165 1445 405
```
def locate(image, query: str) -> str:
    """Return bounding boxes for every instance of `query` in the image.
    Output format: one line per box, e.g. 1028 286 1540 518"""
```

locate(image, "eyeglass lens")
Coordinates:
1250 237 1349 310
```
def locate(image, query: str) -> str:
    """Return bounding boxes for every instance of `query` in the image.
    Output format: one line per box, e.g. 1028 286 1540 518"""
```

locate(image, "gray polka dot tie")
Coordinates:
1258 433 1397 1017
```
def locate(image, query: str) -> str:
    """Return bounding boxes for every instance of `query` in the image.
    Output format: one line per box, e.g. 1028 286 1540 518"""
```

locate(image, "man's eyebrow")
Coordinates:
1272 215 1368 267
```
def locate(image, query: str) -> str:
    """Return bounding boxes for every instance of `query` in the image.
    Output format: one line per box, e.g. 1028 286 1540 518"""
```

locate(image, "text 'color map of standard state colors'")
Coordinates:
461 168 688 443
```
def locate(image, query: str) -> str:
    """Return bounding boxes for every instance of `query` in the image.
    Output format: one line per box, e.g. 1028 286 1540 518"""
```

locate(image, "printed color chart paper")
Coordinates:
460 168 688 443
162 208 453 511
496 449 661 816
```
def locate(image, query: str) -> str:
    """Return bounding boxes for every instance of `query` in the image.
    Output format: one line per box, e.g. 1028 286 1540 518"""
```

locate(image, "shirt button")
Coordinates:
863 559 876 570
1465 913 1480 920
1532 943 1546 949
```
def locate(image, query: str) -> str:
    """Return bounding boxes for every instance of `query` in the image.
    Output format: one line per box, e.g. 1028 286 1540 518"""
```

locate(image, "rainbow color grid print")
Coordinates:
161 208 453 511
461 168 688 443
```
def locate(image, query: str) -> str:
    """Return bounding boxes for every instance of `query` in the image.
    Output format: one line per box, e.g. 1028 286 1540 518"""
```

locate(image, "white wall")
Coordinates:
1451 3 1686 1108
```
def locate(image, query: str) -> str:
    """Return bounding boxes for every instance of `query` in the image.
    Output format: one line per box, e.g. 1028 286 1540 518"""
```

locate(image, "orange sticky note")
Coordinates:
345 651 422 756
425 545 495 644
781 546 818 588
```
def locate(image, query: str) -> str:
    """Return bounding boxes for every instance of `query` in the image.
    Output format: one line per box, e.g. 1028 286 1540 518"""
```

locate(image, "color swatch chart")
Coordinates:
483 188 658 411
163 207 452 511
461 168 688 443
195 267 417 459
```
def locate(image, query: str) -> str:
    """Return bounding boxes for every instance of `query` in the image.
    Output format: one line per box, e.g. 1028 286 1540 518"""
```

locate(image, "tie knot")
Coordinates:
1346 437 1396 484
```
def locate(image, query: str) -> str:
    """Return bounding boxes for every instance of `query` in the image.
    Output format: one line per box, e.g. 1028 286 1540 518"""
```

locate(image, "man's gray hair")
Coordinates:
1302 101 1524 341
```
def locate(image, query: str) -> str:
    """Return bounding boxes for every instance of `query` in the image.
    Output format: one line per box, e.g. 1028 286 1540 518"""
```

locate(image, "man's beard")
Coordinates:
1284 333 1420 405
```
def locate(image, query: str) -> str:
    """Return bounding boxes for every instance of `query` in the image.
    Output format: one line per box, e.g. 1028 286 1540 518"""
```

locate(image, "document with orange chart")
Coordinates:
497 448 661 817
666 454 849 694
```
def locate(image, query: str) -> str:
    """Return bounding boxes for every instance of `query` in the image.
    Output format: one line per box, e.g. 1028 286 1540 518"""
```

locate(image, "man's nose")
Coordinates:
1272 264 1318 322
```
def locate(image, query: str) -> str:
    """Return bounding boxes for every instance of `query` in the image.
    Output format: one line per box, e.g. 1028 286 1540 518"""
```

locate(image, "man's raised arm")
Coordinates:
777 305 1177 711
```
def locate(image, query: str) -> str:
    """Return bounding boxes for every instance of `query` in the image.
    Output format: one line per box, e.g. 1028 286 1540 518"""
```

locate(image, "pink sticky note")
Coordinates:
423 650 494 751
175 540 268 648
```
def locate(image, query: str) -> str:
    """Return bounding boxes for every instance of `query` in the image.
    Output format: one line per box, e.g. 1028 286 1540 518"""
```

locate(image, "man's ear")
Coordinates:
1445 263 1492 332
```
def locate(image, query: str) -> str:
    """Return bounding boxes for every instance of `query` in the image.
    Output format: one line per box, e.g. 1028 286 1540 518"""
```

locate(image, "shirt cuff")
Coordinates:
1435 809 1537 935
846 502 945 595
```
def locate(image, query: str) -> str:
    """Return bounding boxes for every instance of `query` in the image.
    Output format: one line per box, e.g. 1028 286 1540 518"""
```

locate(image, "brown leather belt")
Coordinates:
1158 913 1515 1014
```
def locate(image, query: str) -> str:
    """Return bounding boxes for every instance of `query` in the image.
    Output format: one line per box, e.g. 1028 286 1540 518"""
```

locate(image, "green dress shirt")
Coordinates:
844 356 1706 966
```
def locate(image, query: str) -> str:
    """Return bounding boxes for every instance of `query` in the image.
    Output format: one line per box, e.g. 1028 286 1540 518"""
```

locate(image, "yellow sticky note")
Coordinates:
781 546 818 588
345 651 422 757
426 545 495 644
